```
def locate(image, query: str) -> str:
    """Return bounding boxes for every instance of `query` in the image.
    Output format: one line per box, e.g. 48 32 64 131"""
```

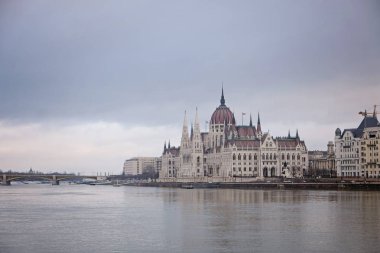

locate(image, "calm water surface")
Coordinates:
0 185 379 253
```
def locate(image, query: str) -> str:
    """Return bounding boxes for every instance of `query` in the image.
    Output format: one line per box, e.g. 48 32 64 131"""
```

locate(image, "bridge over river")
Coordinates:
1 174 107 185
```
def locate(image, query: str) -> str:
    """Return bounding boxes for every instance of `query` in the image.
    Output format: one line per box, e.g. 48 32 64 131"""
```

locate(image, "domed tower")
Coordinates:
209 88 234 150
327 141 334 156
335 128 341 137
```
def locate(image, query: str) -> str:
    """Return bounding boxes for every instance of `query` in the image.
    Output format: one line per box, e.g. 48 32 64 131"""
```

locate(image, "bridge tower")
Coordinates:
52 175 59 185
2 175 10 185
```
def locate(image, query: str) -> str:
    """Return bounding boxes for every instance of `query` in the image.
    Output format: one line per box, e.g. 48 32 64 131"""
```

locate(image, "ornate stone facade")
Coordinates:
159 89 308 181
335 108 379 177
308 142 336 177
360 126 380 178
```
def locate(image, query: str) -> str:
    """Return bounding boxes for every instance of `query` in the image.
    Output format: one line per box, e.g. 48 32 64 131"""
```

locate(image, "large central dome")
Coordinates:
210 88 234 124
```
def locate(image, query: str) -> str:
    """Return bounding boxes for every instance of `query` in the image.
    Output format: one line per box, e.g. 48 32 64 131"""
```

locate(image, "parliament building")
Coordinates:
159 89 308 182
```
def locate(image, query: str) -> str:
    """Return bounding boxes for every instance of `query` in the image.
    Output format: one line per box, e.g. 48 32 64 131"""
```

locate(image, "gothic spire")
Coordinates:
374 105 377 119
249 114 253 127
288 130 290 138
257 112 262 133
296 129 299 139
181 110 189 147
190 123 194 140
220 86 225 106
194 107 200 129
168 140 171 148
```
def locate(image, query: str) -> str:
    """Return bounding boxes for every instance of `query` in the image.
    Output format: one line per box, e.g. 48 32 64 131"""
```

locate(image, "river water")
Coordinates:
0 185 379 253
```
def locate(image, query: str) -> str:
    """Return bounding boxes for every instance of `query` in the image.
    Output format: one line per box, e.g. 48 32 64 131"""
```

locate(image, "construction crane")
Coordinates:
358 105 379 129
358 105 379 117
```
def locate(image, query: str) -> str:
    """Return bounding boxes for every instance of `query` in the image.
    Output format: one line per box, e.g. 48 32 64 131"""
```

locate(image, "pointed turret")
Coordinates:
296 129 299 139
190 123 194 141
168 140 171 149
288 130 290 138
194 107 200 130
249 114 253 127
192 107 202 151
257 112 262 133
164 141 167 150
374 105 377 119
181 110 190 148
220 86 225 106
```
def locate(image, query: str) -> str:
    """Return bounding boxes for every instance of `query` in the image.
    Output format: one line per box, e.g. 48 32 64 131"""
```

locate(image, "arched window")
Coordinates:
254 154 257 160
292 154 295 160
266 154 269 160
233 154 236 160
262 154 265 160
297 154 300 160
274 154 277 160
238 154 241 160
197 156 200 163
270 154 272 160
287 154 290 160
282 154 285 160
249 154 252 160
243 154 246 160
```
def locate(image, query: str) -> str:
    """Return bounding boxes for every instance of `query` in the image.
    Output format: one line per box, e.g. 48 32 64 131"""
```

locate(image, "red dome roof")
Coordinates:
211 105 234 124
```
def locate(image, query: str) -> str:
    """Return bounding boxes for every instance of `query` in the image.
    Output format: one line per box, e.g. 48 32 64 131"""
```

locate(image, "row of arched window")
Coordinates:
232 153 303 161
262 153 277 160
233 153 257 161
281 153 301 160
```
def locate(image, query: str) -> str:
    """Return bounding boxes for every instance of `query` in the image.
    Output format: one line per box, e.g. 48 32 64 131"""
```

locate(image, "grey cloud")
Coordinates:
0 0 379 127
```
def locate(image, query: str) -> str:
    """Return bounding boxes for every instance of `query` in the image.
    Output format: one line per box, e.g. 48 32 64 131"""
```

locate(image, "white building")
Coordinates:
361 125 380 178
160 89 308 181
123 157 161 176
335 109 379 177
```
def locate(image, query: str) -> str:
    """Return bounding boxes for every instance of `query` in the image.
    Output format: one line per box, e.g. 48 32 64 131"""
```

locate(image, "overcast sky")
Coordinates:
1 0 379 174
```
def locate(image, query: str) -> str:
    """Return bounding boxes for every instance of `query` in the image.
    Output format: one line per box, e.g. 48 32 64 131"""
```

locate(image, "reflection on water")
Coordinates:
0 185 379 253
